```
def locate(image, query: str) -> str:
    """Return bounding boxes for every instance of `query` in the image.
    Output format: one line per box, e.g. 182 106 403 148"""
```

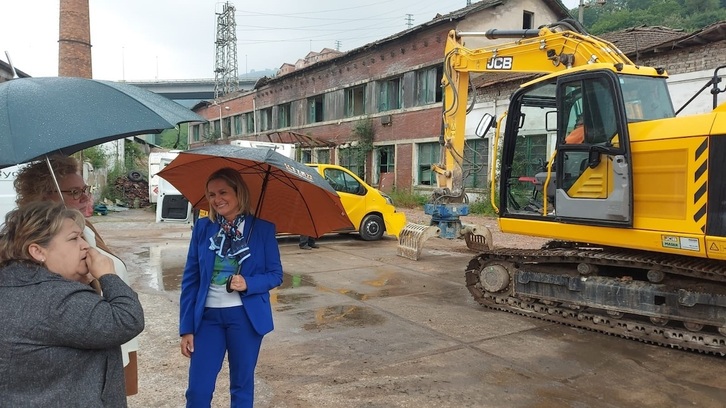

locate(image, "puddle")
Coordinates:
147 244 188 291
278 273 315 289
339 270 417 300
162 266 184 291
301 305 385 331
274 293 315 306
149 258 411 302
150 257 318 292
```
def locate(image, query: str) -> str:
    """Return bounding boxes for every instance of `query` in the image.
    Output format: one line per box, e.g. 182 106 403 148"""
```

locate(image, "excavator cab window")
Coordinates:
620 75 674 122
499 80 558 216
560 78 616 146
562 76 626 148
550 71 632 224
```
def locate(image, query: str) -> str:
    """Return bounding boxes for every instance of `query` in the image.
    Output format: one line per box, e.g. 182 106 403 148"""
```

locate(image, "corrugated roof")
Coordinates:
599 25 686 55
665 20 726 49
597 20 726 60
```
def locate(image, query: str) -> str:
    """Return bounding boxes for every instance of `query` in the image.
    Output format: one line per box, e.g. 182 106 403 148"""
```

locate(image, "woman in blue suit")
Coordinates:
179 167 283 408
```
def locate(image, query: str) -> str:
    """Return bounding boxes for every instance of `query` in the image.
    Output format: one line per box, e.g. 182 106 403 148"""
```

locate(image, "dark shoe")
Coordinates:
300 245 312 250
309 243 320 249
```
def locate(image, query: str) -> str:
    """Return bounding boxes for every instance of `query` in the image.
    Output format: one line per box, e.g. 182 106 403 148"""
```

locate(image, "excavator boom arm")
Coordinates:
446 25 634 74
438 20 657 195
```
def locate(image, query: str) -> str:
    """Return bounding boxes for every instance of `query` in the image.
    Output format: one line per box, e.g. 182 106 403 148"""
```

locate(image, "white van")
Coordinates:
150 151 193 224
148 150 183 204
0 165 23 226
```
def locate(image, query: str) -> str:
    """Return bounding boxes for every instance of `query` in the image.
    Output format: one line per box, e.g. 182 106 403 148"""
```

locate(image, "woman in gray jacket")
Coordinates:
0 201 144 407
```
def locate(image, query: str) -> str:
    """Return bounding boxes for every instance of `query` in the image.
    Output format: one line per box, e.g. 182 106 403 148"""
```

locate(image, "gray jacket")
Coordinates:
0 262 145 407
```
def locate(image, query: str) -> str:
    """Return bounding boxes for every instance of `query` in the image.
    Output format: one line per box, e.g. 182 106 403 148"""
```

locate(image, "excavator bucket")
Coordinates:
464 226 494 252
396 222 440 260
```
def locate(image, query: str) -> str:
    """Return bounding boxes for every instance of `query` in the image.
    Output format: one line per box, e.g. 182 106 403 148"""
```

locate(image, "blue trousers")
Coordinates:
186 306 263 408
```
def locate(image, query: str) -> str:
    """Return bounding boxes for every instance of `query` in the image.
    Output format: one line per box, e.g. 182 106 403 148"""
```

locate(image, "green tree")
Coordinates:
159 124 189 150
124 139 145 171
628 0 654 10
80 146 108 170
590 9 651 34
683 0 719 13
572 0 723 33
685 9 726 29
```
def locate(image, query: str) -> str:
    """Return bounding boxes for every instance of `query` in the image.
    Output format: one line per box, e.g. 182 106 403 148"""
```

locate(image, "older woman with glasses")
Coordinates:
15 155 95 216
13 155 142 396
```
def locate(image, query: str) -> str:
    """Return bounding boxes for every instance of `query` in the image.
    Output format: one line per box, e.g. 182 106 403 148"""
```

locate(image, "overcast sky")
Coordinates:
1 0 578 81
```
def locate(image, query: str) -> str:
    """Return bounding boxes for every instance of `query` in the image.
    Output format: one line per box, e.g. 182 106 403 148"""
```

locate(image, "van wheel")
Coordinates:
360 214 384 241
128 170 143 182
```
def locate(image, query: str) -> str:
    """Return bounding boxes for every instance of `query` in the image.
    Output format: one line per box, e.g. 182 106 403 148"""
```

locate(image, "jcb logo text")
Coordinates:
486 57 513 70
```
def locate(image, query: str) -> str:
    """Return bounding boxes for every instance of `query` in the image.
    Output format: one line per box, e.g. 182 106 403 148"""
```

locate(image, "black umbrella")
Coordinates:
0 77 205 169
157 144 354 238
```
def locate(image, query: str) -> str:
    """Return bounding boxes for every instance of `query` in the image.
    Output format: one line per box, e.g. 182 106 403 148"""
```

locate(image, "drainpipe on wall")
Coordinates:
253 94 258 134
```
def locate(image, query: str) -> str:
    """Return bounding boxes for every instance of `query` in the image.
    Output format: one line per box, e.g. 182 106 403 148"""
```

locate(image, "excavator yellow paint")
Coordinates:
397 18 726 354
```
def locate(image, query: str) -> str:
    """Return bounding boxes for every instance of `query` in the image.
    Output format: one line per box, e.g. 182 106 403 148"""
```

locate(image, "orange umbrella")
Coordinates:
157 144 353 238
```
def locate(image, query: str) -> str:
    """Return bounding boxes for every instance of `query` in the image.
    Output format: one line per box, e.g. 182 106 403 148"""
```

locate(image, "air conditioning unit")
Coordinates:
380 115 392 126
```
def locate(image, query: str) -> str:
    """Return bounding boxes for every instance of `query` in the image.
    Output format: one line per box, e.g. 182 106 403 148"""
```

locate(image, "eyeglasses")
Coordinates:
60 185 91 200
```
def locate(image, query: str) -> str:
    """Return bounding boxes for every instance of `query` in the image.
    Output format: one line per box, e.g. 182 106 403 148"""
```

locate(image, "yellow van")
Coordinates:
306 163 406 241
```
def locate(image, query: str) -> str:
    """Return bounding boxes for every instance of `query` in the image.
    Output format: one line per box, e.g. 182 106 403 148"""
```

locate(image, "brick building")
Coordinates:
190 0 570 193
189 0 726 197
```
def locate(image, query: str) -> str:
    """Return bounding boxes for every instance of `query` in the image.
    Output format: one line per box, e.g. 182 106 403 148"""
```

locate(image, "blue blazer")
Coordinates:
179 215 283 337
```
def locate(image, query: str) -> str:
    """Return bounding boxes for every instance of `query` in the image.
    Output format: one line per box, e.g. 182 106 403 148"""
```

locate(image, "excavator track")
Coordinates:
465 244 726 356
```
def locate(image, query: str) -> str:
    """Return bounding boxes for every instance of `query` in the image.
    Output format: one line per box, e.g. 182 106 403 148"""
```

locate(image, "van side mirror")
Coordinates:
475 113 495 138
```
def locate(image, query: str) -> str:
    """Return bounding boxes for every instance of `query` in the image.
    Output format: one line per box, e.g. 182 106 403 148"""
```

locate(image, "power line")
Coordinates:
405 14 414 29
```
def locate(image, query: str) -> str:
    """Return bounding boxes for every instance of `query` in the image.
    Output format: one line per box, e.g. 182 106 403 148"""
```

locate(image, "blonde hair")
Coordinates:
14 155 81 207
205 168 251 221
0 201 85 266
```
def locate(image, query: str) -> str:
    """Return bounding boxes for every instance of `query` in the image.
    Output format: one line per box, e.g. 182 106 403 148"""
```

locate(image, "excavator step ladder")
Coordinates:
396 223 440 261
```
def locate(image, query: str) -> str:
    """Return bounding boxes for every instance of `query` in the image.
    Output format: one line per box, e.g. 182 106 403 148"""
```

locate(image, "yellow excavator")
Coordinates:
397 19 726 355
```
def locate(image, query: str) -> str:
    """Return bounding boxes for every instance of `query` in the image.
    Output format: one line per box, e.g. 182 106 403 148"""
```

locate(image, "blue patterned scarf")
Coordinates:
209 213 251 263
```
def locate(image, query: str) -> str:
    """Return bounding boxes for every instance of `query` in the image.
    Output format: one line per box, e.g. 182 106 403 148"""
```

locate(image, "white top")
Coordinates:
84 225 139 367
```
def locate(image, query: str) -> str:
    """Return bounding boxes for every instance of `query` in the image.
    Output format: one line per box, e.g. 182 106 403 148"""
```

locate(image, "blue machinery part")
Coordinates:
424 203 469 239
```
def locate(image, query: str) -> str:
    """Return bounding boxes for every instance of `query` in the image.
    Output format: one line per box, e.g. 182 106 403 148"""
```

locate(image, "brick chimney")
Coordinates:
58 0 92 78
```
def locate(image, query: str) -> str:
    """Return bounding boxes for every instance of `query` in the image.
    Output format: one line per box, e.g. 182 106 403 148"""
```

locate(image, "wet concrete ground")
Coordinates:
93 209 726 408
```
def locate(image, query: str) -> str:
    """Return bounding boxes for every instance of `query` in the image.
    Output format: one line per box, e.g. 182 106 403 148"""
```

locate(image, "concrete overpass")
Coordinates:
126 78 258 107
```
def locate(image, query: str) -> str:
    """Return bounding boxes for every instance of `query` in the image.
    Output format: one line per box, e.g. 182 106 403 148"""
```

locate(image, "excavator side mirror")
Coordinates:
475 113 495 138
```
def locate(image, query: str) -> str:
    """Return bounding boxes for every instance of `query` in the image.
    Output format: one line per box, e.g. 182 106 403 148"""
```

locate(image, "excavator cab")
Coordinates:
499 69 645 227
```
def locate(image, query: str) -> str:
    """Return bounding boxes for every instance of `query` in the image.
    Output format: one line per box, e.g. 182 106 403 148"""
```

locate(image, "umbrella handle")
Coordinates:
225 254 246 293
223 213 260 293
